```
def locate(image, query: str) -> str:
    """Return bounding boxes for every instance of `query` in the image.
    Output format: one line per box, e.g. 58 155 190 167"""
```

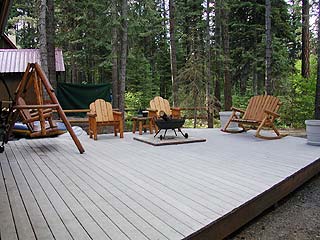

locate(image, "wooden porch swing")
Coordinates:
11 62 85 154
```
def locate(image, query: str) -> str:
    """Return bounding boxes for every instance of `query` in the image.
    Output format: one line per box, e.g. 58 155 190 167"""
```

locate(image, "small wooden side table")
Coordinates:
132 116 153 135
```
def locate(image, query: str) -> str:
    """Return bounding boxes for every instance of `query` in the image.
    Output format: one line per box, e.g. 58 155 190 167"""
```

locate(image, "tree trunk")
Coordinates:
193 92 198 128
239 77 246 95
46 0 56 90
159 0 167 97
169 0 179 107
315 0 320 119
184 0 191 58
253 61 258 95
302 0 310 79
214 0 222 102
39 0 48 79
206 0 214 128
119 0 128 114
111 0 119 108
221 3 232 110
253 31 258 95
265 0 272 95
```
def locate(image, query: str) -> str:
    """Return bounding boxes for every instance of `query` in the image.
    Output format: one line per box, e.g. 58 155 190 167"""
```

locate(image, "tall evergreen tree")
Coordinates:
221 2 232 110
265 0 272 94
39 0 47 73
169 0 178 106
205 0 213 128
111 0 119 108
315 0 320 119
46 0 56 88
302 0 310 78
214 0 222 101
119 0 128 113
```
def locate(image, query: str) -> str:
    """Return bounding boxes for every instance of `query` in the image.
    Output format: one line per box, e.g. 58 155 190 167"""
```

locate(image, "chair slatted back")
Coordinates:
242 95 280 121
90 99 114 122
150 96 171 116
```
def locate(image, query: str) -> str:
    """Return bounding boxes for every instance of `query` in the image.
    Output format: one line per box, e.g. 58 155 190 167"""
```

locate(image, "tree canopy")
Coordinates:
5 0 320 126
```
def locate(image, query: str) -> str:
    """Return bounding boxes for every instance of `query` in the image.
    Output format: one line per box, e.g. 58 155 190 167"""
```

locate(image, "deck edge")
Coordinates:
184 157 320 240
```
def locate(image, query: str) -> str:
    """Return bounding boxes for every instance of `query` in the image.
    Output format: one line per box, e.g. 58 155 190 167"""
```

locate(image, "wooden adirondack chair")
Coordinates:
87 99 124 140
147 96 181 132
148 96 181 119
222 95 286 139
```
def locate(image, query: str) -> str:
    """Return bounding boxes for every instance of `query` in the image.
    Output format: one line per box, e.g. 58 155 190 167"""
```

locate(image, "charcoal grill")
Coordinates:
154 118 188 140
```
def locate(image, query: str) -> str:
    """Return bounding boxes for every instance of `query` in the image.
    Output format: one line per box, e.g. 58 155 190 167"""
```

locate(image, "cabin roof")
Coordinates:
0 49 65 73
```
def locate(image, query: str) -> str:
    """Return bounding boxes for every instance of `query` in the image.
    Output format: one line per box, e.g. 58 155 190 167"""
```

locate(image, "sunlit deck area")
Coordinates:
0 128 319 240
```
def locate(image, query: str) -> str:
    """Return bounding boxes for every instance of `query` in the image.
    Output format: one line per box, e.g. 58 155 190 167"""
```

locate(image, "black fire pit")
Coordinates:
154 117 188 140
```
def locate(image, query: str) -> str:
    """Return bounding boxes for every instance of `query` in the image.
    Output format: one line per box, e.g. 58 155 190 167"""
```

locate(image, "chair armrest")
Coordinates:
87 112 97 118
264 109 280 118
231 107 245 114
171 108 181 118
147 108 158 118
147 108 157 113
113 111 123 121
113 111 122 116
112 111 122 115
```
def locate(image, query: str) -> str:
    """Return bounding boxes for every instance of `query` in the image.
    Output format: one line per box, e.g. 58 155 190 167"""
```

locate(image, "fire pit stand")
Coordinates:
154 118 188 140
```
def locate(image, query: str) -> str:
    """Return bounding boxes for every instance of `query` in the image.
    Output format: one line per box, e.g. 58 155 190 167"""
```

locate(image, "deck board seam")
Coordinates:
40 138 194 239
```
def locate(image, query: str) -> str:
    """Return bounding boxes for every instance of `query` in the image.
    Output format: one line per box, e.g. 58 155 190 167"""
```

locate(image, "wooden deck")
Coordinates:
0 128 319 240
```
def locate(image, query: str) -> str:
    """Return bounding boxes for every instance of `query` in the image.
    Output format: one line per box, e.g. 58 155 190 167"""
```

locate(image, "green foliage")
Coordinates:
125 91 150 113
177 54 206 107
280 57 317 127
7 0 38 48
5 0 317 130
232 95 252 110
229 0 296 96
126 50 153 93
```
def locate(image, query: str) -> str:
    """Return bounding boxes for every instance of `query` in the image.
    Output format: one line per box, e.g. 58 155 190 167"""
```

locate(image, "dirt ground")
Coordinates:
227 129 320 240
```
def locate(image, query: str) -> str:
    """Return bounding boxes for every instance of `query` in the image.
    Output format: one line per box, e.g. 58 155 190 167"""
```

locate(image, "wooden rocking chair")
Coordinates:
11 63 85 153
222 95 286 140
87 99 124 140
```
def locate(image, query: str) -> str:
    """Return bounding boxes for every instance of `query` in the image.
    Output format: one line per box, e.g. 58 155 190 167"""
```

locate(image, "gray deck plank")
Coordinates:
52 136 212 228
10 140 74 240
82 141 223 218
15 139 91 240
6 145 55 240
0 146 36 240
28 138 146 240
48 140 197 238
21 141 112 240
1 128 319 240
0 150 18 240
37 138 183 240
65 139 214 225
88 137 270 195
84 140 260 214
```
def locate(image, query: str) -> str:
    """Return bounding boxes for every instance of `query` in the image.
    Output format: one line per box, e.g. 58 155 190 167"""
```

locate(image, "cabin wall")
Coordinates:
0 73 21 101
